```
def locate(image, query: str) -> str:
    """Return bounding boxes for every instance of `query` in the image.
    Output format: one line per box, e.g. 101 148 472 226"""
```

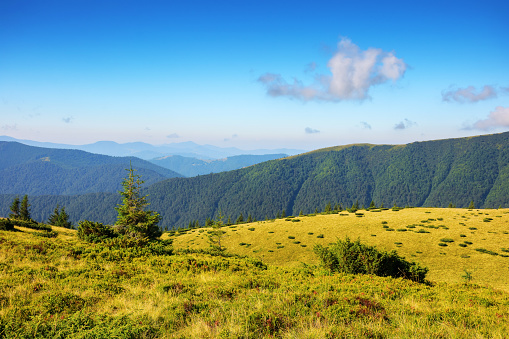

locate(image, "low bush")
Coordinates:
440 238 454 243
313 237 428 283
0 219 15 231
77 220 116 243
12 219 52 232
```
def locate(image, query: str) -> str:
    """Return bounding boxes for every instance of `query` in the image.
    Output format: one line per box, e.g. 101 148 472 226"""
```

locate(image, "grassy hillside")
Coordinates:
168 208 509 292
1 211 509 338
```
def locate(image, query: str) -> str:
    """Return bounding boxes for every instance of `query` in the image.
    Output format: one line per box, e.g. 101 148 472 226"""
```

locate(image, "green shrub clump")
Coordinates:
0 218 15 231
77 220 117 243
313 237 428 283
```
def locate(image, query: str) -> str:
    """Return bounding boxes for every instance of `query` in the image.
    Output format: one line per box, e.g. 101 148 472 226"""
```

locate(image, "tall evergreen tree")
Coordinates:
58 206 72 228
114 164 161 240
48 205 61 225
9 196 20 219
208 210 226 252
19 195 31 221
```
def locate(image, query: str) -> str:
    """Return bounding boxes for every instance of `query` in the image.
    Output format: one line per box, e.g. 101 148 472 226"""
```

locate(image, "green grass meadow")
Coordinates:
169 208 509 292
1 208 509 338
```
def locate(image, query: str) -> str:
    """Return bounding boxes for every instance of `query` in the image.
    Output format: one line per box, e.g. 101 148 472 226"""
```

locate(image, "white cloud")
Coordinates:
305 127 320 134
224 134 238 142
473 106 509 130
1 124 17 131
394 119 416 130
360 121 372 129
167 133 179 138
258 37 407 102
442 85 498 103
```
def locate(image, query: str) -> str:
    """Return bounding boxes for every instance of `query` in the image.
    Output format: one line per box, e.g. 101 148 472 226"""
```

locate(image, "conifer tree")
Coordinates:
9 196 20 219
58 206 72 228
208 210 226 252
19 195 31 221
48 205 61 225
369 200 376 209
114 164 161 240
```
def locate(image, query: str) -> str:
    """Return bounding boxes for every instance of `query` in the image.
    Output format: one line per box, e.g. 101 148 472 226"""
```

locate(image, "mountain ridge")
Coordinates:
2 131 509 228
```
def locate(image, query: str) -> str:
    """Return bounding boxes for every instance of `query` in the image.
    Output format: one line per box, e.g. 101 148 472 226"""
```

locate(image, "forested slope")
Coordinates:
2 132 509 228
0 142 182 195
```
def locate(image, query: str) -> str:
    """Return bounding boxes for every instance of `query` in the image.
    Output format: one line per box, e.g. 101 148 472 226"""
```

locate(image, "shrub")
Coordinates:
475 248 498 256
77 220 116 243
440 238 454 243
313 238 428 283
12 219 52 232
316 234 324 238
0 219 15 231
288 236 295 239
438 243 448 247
248 227 255 231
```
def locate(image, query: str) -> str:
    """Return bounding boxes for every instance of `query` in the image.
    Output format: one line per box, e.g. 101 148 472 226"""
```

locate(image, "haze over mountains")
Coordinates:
0 136 304 160
2 132 509 228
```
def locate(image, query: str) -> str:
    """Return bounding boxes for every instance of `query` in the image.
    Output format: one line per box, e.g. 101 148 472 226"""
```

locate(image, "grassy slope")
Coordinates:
169 208 509 292
1 212 509 338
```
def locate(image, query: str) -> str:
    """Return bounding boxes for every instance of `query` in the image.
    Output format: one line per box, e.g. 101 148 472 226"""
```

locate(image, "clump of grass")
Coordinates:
464 241 473 245
459 243 467 247
307 232 314 235
475 248 499 256
460 234 466 237
440 238 454 243
293 241 301 244
385 228 395 231
469 227 477 230
381 221 388 224
396 228 407 232
248 227 255 231
288 236 295 239
316 234 324 238
438 243 448 247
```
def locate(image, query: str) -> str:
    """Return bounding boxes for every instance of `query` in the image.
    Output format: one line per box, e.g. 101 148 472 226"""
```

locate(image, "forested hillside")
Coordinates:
0 142 182 195
2 132 509 228
149 153 287 177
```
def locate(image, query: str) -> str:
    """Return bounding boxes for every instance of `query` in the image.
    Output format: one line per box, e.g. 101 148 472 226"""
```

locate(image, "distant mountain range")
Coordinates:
2 132 509 228
0 141 182 195
0 136 304 160
149 154 287 177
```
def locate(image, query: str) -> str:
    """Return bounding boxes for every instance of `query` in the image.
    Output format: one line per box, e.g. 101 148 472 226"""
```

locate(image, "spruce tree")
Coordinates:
48 205 61 225
208 210 226 252
58 206 72 228
19 195 31 221
114 164 161 240
9 196 20 219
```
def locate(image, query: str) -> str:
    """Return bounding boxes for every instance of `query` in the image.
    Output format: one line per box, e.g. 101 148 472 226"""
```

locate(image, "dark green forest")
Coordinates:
0 142 182 195
2 132 509 229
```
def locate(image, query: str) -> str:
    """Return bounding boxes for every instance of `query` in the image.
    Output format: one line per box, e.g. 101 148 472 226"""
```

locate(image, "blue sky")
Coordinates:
1 0 508 151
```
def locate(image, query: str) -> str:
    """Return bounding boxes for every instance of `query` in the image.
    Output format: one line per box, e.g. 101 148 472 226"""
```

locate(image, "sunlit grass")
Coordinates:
169 208 509 291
